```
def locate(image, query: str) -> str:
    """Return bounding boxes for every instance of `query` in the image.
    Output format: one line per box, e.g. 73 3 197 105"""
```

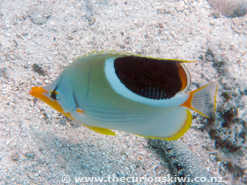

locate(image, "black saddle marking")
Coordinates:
114 56 183 99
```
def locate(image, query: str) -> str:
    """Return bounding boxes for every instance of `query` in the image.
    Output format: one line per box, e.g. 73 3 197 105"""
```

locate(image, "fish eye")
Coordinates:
50 90 58 100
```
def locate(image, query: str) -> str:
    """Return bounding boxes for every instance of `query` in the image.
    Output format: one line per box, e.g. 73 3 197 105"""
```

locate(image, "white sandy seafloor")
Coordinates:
0 0 247 184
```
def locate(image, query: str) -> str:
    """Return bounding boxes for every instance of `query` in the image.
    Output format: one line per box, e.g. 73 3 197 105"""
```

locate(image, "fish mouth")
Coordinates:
29 86 73 119
29 86 48 99
29 86 63 113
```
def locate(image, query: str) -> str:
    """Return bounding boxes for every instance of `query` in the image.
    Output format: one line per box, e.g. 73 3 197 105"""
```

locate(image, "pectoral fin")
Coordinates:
83 124 116 136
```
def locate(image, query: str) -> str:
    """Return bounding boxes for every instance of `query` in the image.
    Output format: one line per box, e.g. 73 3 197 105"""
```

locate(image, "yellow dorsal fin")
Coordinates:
80 50 198 63
83 124 116 136
155 58 197 63
178 60 197 63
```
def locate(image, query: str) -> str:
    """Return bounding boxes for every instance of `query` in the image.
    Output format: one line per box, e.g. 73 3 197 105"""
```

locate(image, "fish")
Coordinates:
30 51 217 140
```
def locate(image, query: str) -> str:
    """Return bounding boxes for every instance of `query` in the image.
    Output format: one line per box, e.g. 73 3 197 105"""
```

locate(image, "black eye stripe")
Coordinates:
50 83 59 100
51 91 57 100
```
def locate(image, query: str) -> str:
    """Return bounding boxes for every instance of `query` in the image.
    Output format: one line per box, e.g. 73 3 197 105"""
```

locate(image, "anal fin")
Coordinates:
83 124 116 136
162 109 192 140
139 109 192 140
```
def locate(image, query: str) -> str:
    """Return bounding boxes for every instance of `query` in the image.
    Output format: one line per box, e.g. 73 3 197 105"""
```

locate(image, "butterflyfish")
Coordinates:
30 51 217 140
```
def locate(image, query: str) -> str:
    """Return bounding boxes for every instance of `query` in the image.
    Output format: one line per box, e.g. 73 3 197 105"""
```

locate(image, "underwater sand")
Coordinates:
0 0 247 184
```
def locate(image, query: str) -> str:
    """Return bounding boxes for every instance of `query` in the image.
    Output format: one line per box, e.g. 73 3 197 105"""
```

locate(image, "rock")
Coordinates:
148 140 218 184
27 171 35 180
221 107 238 128
208 0 247 17
0 67 8 79
32 63 46 76
60 118 67 126
231 17 247 35
28 3 52 25
205 48 215 62
57 154 66 168
11 152 20 161
24 152 36 160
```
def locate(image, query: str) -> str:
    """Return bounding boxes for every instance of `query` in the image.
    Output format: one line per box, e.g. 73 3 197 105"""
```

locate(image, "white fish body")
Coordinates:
30 52 217 140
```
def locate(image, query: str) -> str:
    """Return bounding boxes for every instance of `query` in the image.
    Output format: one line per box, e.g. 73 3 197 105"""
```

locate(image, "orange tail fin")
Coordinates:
181 82 218 118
